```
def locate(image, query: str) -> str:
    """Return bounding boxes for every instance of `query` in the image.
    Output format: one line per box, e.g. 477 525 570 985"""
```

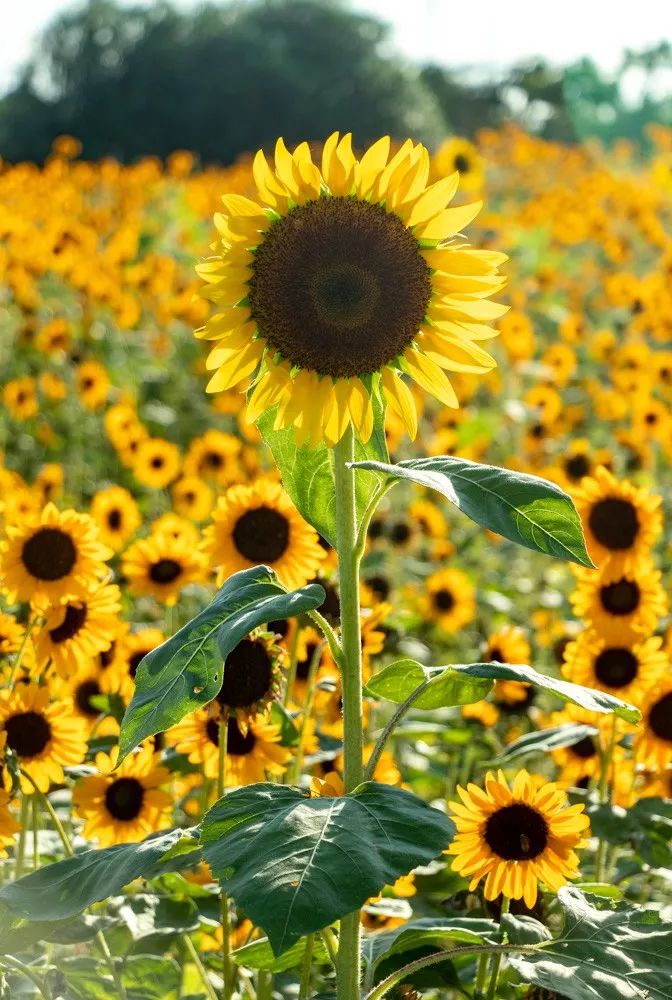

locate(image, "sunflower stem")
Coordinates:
320 926 339 967
8 617 39 689
333 424 364 1000
290 641 324 784
474 952 489 999
256 969 274 1000
15 794 30 878
32 794 40 869
217 716 236 1000
298 932 315 999
485 896 510 1000
595 715 617 882
0 955 51 999
363 679 430 782
183 933 218 1000
282 620 301 706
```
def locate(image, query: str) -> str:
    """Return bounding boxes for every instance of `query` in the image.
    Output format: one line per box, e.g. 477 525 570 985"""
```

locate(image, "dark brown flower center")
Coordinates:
648 692 672 743
249 196 431 378
107 509 122 531
49 603 87 644
5 711 52 758
433 588 455 612
205 716 257 755
149 559 183 584
129 650 151 679
296 641 319 680
570 736 597 759
588 498 639 551
564 454 590 481
454 154 470 173
594 647 638 688
233 507 289 563
75 679 102 717
599 579 640 616
218 638 273 709
21 528 77 581
485 803 548 860
390 521 411 545
105 777 145 820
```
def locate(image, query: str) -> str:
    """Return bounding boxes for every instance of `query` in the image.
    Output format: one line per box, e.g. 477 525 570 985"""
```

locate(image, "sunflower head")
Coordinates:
196 133 506 447
216 630 284 729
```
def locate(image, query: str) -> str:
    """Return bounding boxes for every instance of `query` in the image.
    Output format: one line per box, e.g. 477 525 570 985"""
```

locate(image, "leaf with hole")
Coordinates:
201 781 453 955
118 566 325 762
350 456 593 566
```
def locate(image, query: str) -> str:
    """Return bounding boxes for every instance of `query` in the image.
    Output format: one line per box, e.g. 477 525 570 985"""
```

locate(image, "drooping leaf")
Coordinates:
201 781 452 955
508 886 672 1000
368 661 640 723
351 456 593 566
118 566 325 761
0 828 192 921
491 724 599 764
0 913 116 956
588 797 672 869
109 894 200 940
257 395 388 547
366 916 499 971
232 934 329 973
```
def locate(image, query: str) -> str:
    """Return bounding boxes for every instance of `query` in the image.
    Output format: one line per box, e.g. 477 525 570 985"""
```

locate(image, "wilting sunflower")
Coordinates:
195 133 506 447
203 480 324 589
0 684 87 793
573 466 662 574
169 709 291 786
447 770 589 907
421 567 476 634
0 503 112 604
73 747 172 847
122 532 206 606
571 561 667 642
90 486 142 551
215 631 284 730
33 581 122 678
562 629 666 706
636 680 672 770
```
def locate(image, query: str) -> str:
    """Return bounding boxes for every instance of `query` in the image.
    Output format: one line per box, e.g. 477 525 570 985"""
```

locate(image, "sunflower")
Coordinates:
636 680 672 770
571 561 667 642
122 532 206 606
421 567 475 633
573 466 662 575
447 770 589 908
0 611 29 662
132 438 181 490
485 625 531 667
73 747 172 847
34 464 64 505
215 631 284 730
33 581 122 678
203 480 324 589
432 137 485 192
169 709 291 786
150 513 200 548
0 684 88 793
562 629 666 706
0 788 20 857
172 476 214 522
3 377 38 420
76 360 110 410
0 503 112 605
111 627 166 701
408 498 447 540
90 486 142 551
195 133 506 447
183 429 242 484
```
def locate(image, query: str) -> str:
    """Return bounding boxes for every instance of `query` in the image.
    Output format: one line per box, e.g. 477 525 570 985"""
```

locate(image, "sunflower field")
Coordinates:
1 125 672 1000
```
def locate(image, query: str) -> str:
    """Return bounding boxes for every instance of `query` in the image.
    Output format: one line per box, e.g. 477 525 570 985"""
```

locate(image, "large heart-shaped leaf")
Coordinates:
257 395 388 547
119 566 325 761
350 456 593 566
367 660 639 723
0 828 193 921
508 886 672 1000
201 781 452 955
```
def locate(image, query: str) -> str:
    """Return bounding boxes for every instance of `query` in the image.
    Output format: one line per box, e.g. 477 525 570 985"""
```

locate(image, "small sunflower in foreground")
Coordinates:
447 770 589 907
90 485 142 551
196 133 506 447
636 680 672 770
421 567 475 634
34 581 122 678
73 747 172 847
573 466 662 574
169 710 291 786
0 685 88 793
571 561 667 642
562 629 666 706
203 480 324 590
122 532 206 606
0 503 112 604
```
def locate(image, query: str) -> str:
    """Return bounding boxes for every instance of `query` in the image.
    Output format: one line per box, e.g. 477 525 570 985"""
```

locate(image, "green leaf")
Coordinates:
0 914 115 955
0 827 191 921
110 894 199 940
232 934 329 972
350 456 593 566
508 886 672 1000
367 917 499 971
257 395 388 547
201 781 452 955
118 566 325 761
588 797 672 869
60 957 116 1000
368 661 640 723
122 955 181 1000
365 658 491 709
491 724 599 764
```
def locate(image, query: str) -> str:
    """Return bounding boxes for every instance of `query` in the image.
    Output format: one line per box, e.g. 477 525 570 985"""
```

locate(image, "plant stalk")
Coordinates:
217 716 235 1000
486 896 510 1000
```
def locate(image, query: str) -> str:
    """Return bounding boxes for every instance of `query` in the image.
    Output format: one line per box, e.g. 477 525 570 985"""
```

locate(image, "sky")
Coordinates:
0 0 669 94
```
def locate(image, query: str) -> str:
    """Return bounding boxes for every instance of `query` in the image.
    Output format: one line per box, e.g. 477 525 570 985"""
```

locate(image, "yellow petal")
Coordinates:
404 173 460 227
381 368 417 438
402 349 458 408
415 201 483 241
355 136 391 198
253 148 289 209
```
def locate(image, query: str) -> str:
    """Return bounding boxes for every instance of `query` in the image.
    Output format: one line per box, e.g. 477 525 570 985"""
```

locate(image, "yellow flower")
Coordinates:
421 567 475 634
33 581 122 678
122 532 206 607
196 132 506 446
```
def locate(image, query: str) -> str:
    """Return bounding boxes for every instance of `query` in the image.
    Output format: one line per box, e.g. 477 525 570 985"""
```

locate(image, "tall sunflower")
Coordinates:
573 466 662 574
215 631 284 730
203 480 324 589
447 770 589 907
0 685 88 793
33 581 122 678
562 629 666 707
636 679 672 770
195 133 506 446
1 503 112 605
